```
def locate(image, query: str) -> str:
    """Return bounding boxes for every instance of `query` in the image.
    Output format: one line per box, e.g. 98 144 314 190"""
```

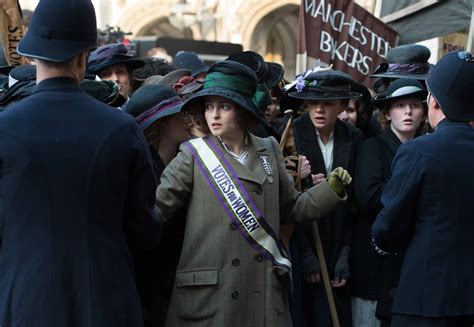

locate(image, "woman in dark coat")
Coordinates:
351 78 427 327
125 85 191 327
289 70 364 327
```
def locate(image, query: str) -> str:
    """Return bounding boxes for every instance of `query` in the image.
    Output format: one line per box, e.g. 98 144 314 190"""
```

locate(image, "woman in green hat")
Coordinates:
155 60 352 327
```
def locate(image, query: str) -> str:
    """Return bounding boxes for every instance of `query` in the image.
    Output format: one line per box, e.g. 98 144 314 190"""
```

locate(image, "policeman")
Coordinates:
0 1 160 326
372 51 474 326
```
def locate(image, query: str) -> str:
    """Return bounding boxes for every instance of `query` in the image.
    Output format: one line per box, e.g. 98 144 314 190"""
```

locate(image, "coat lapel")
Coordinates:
380 128 401 157
208 134 268 186
295 113 327 175
332 120 352 170
246 134 272 186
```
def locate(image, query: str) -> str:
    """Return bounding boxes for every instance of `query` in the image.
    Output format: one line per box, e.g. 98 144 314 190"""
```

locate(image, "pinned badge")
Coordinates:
260 156 273 175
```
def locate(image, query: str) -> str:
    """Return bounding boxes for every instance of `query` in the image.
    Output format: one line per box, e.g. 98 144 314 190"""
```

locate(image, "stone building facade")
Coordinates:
20 0 376 78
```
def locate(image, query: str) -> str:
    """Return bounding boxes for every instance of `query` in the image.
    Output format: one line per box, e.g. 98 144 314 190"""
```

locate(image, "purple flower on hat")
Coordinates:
296 75 305 92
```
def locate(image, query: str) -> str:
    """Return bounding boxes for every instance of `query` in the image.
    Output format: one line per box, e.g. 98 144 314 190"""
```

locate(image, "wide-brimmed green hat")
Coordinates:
182 60 260 118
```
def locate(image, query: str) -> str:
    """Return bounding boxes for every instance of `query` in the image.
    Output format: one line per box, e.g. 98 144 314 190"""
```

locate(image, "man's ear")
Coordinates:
429 93 441 110
76 50 89 70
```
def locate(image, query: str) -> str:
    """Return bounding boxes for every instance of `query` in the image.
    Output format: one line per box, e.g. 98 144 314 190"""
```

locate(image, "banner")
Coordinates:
439 32 467 58
297 0 398 87
0 0 28 66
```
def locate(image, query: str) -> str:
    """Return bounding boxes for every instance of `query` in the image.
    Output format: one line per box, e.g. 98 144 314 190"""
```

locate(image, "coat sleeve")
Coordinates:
155 143 194 223
123 122 162 252
0 198 3 251
269 137 345 224
371 144 422 253
354 139 386 220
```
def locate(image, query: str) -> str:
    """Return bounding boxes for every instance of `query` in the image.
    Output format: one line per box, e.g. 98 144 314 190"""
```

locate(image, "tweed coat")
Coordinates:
156 133 344 327
0 77 161 327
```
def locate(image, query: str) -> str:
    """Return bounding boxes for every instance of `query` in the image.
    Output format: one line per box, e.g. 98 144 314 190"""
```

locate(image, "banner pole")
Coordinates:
312 221 341 327
466 3 474 52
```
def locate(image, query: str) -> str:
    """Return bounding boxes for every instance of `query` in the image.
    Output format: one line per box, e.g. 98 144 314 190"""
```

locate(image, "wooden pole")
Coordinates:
466 2 474 52
312 221 340 327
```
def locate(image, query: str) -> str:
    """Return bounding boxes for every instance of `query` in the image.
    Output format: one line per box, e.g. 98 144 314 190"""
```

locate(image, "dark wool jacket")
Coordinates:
0 77 161 327
373 120 474 316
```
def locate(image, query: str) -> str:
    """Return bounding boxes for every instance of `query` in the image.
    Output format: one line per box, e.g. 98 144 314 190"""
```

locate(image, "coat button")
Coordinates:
231 291 239 299
232 259 240 266
255 186 263 195
255 255 263 262
267 176 273 183
230 223 237 230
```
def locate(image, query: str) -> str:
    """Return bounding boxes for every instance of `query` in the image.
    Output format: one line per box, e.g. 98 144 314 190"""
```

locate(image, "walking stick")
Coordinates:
311 221 340 327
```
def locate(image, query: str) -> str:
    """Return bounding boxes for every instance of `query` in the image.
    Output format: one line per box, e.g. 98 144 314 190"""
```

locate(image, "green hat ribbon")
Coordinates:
203 72 254 97
203 71 270 113
253 83 271 112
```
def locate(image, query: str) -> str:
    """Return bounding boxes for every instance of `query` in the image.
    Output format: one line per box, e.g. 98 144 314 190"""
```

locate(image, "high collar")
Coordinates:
206 133 270 186
385 127 402 145
33 77 81 94
435 118 470 130
380 127 402 155
210 132 267 153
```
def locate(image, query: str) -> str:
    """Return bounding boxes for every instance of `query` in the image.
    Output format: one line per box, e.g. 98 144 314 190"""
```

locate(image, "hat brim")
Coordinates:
370 71 430 81
18 32 96 62
288 90 362 101
0 65 13 76
372 89 428 108
179 80 204 95
265 62 284 89
88 58 145 74
279 96 304 112
0 79 9 92
182 87 259 118
191 66 209 77
141 103 183 131
157 69 192 87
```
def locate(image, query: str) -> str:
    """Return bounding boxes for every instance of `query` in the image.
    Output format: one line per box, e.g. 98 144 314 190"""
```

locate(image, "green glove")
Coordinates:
327 167 352 196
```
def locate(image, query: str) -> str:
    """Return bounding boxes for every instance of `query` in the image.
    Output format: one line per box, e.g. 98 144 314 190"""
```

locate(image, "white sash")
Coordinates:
185 137 291 272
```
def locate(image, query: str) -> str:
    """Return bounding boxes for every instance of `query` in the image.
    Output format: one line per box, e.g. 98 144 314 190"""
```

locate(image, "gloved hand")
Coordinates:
331 245 350 288
327 167 352 196
300 249 321 284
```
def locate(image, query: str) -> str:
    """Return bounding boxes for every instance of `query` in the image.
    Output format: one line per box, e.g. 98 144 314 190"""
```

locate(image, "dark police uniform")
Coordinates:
0 0 160 326
0 77 160 327
372 51 474 326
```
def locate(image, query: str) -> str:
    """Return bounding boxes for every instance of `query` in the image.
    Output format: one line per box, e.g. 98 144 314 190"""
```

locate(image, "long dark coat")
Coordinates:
0 77 161 327
372 119 474 317
135 150 185 327
293 114 363 327
351 128 404 320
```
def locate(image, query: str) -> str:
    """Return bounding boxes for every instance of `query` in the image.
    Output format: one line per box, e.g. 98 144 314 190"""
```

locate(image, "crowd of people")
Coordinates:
0 1 473 327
